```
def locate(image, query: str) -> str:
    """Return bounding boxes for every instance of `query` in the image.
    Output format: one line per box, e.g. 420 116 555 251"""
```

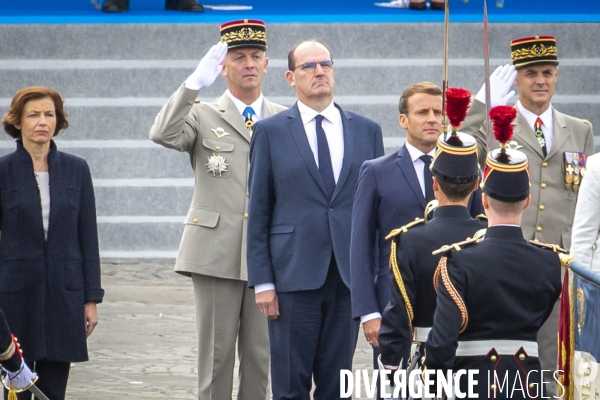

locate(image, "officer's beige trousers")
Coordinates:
192 274 269 400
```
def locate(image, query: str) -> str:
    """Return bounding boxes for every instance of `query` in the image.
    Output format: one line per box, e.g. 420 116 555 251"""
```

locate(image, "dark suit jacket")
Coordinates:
349 145 484 319
0 139 104 362
425 226 561 399
247 103 384 291
378 206 487 367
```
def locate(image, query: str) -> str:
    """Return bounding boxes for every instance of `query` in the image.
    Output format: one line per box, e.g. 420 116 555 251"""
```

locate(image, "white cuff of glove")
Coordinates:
4 359 36 390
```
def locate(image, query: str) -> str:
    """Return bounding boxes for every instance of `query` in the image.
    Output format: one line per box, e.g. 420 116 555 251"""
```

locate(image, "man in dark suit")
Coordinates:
378 131 487 372
349 83 483 366
424 144 563 399
247 40 384 399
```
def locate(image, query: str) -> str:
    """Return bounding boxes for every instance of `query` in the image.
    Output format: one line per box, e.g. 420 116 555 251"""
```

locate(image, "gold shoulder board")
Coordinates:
432 229 486 256
384 217 425 241
528 239 567 254
476 214 488 220
194 99 200 103
583 119 590 125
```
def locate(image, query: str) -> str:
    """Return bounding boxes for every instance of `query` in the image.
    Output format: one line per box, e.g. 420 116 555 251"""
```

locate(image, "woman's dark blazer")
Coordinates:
0 139 104 362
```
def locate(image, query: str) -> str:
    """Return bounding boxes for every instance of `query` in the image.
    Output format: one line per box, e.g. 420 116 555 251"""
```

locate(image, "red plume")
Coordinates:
445 88 472 129
489 105 517 144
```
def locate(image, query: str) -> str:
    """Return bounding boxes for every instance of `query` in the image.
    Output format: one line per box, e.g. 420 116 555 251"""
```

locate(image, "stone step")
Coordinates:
1 95 597 143
0 23 597 60
2 60 599 98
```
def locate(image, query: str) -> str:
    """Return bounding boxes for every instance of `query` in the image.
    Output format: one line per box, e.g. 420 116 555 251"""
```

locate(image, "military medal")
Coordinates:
564 152 586 192
245 114 254 138
206 153 229 176
211 127 231 139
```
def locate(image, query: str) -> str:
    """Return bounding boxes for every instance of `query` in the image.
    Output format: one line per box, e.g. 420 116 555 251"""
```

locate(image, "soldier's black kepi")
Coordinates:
510 35 558 68
481 105 530 202
220 19 267 51
431 132 479 184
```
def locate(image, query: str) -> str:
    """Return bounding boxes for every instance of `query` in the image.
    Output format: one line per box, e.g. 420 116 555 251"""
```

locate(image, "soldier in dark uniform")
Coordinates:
0 308 36 395
424 129 564 399
378 130 486 372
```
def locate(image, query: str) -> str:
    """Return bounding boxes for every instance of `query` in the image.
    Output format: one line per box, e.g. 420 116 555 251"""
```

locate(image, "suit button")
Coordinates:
193 218 198 223
519 353 526 360
329 208 333 212
539 205 545 211
541 183 547 188
244 213 248 219
215 146 221 151
490 355 497 362
593 244 597 250
536 226 542 232
246 191 249 197
542 162 548 167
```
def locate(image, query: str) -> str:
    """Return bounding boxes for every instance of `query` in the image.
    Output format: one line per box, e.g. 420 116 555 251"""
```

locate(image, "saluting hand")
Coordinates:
255 290 279 320
184 41 229 91
475 64 517 107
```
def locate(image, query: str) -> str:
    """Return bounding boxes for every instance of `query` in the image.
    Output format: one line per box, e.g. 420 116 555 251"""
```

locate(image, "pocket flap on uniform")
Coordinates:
185 207 220 228
202 138 235 153
269 225 294 234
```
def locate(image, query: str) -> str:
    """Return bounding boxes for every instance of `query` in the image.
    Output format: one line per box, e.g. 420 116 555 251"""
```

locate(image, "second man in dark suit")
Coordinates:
247 40 384 399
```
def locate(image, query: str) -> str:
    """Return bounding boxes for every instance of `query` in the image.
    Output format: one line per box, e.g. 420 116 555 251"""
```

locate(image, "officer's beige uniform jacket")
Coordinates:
149 85 286 280
461 99 594 250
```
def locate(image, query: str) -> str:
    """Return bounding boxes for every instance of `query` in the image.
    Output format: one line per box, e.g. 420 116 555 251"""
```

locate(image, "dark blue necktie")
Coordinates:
315 115 335 199
419 154 434 203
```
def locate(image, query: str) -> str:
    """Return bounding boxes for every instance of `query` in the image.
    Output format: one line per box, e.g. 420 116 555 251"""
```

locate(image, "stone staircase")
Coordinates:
1 22 598 258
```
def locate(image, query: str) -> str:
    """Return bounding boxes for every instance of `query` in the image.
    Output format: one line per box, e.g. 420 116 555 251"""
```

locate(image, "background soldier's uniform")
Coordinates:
378 207 486 368
425 226 562 399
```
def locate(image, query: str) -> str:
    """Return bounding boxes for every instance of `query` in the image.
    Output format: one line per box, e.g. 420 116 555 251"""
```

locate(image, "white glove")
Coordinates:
475 64 517 107
4 359 36 390
184 41 228 91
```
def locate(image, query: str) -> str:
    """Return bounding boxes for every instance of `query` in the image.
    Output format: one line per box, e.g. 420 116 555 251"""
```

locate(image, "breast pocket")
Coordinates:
3 189 20 209
202 138 235 178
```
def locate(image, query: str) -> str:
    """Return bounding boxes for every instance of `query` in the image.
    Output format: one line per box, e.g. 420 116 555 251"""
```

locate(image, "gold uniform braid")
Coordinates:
390 239 414 329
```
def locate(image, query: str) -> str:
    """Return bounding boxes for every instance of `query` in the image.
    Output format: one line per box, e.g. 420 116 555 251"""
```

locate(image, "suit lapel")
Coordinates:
331 104 354 202
217 93 250 142
547 109 569 160
514 110 544 159
397 145 426 208
287 103 328 196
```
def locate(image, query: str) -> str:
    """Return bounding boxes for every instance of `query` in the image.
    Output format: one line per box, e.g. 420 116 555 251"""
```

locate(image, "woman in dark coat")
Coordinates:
0 86 104 400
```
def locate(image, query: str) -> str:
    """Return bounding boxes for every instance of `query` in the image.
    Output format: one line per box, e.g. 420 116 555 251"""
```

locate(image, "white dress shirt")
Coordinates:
255 100 345 295
297 100 344 182
405 141 437 198
226 89 264 122
516 101 554 153
35 171 50 240
360 142 436 324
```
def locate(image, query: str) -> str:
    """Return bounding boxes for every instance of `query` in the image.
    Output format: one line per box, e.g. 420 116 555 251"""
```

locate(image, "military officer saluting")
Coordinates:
461 35 594 396
379 88 487 372
424 106 564 399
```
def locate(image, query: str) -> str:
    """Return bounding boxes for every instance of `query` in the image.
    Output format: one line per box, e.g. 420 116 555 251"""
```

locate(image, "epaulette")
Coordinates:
528 239 567 254
194 99 200 103
583 119 590 125
476 214 487 220
431 229 486 256
385 217 425 241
